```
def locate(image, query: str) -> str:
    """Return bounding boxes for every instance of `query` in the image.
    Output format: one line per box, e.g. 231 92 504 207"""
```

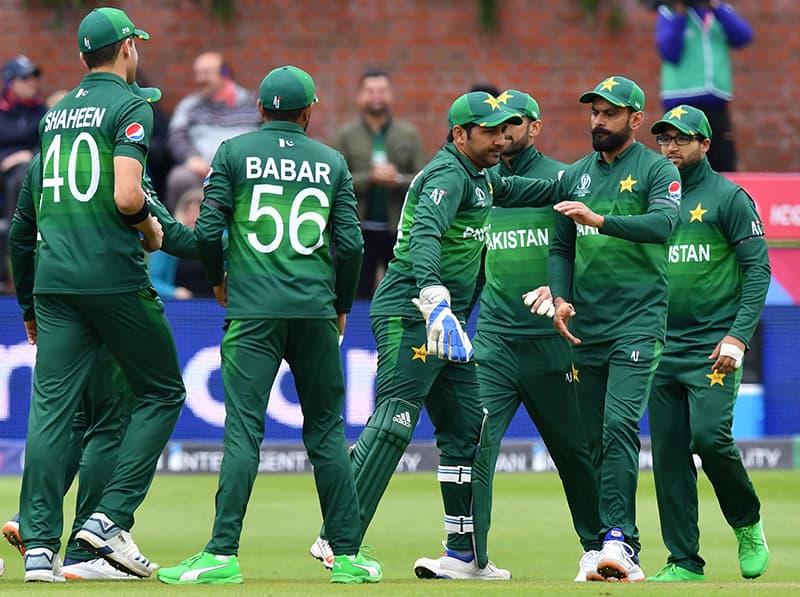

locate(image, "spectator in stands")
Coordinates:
148 188 211 299
655 0 753 171
0 55 46 292
165 52 260 212
331 69 426 299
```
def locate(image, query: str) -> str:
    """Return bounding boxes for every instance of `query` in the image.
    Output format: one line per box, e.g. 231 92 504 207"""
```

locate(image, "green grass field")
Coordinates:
0 470 798 595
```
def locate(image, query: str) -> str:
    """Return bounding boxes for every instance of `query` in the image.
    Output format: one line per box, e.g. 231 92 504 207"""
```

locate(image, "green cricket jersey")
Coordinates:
478 146 566 335
549 142 681 343
10 155 196 321
370 143 555 321
196 120 363 319
34 72 153 294
665 158 769 349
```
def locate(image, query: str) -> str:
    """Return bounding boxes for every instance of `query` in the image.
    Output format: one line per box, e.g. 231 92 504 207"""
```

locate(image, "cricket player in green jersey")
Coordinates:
6 84 199 582
646 106 770 582
473 89 603 582
310 91 556 580
548 76 682 582
9 7 186 583
157 65 380 585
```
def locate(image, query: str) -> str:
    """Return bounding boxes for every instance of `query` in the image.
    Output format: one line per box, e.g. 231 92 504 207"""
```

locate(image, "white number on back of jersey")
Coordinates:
41 132 101 206
247 183 329 254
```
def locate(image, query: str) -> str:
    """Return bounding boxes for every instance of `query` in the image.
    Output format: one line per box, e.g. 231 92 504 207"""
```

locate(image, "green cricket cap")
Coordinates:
130 82 161 103
579 76 645 112
651 104 712 139
78 7 150 53
448 92 523 129
498 89 540 120
260 65 318 111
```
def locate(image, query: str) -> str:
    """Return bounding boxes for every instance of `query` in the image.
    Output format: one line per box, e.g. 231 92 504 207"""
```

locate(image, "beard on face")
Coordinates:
591 122 631 152
502 134 528 158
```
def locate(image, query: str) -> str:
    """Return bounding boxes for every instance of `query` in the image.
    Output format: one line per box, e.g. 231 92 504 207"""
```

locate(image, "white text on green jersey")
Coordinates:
485 227 549 250
43 107 107 132
246 156 331 184
669 243 710 263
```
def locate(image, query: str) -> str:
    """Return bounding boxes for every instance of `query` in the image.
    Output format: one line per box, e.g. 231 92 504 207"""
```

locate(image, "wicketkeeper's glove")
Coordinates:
412 285 473 362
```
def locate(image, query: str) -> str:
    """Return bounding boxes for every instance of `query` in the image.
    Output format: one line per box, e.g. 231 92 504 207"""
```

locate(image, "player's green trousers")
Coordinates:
20 291 185 552
206 318 361 556
473 332 602 552
648 348 761 574
572 336 662 554
64 354 136 562
326 316 488 559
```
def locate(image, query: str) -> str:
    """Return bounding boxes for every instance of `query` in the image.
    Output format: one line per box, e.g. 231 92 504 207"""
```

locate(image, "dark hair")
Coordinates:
264 106 306 122
359 69 391 85
447 122 476 143
82 37 127 69
469 82 500 96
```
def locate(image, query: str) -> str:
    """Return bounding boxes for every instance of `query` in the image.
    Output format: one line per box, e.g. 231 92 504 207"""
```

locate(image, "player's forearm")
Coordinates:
410 231 444 289
494 176 555 208
334 249 362 314
547 252 573 302
601 209 676 244
728 238 770 347
8 215 36 320
197 239 225 286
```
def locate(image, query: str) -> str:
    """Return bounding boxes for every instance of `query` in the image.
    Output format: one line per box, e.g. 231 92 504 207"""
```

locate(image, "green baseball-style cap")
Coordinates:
448 92 524 129
579 76 645 112
78 7 150 53
651 104 713 139
260 65 318 111
497 89 540 120
131 82 161 103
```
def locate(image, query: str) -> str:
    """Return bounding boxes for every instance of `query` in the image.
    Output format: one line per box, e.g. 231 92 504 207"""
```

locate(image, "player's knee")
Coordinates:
366 398 420 448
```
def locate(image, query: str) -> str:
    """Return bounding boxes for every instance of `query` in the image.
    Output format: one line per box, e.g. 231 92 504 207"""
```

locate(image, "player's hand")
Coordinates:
23 318 37 345
553 201 605 229
141 215 163 252
412 285 473 362
522 286 555 318
709 335 744 374
337 313 346 346
213 273 228 308
553 298 581 345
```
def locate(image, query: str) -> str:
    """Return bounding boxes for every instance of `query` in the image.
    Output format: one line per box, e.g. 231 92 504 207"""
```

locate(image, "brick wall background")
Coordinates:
3 0 797 170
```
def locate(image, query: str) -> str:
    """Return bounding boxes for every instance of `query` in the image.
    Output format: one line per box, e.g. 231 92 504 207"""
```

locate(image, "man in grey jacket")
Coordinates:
165 52 260 212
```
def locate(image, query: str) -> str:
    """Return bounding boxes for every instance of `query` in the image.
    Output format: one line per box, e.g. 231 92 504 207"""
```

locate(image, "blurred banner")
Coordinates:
0 300 796 448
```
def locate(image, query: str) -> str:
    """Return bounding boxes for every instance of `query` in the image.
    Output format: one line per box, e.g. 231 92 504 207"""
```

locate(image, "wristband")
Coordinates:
720 342 744 369
119 201 151 226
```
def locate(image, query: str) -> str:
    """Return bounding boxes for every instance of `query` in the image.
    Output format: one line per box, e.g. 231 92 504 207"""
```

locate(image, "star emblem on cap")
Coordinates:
689 202 708 223
599 77 620 92
668 106 689 120
706 370 726 387
483 95 502 111
495 91 513 104
619 174 638 193
412 344 427 363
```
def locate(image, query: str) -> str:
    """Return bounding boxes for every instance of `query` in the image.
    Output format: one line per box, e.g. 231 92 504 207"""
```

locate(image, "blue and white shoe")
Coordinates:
595 528 644 582
414 547 511 580
75 512 155 578
23 547 66 583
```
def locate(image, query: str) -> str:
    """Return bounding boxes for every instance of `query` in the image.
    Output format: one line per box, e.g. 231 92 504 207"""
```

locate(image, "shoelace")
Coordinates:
358 544 382 565
653 563 678 578
739 526 763 549
180 552 208 567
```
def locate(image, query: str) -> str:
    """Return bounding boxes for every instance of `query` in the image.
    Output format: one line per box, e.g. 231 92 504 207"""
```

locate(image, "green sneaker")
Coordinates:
734 519 769 579
157 551 243 584
646 563 705 582
330 551 382 584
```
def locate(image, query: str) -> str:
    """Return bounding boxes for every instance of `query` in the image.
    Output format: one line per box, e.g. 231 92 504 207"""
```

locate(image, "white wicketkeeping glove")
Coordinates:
412 285 473 362
522 288 555 318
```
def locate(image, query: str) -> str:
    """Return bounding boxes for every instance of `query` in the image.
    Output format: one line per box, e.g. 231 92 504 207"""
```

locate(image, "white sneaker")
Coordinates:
309 536 334 570
414 552 511 580
575 550 602 581
596 538 644 581
63 557 143 580
23 547 66 583
75 513 155 578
